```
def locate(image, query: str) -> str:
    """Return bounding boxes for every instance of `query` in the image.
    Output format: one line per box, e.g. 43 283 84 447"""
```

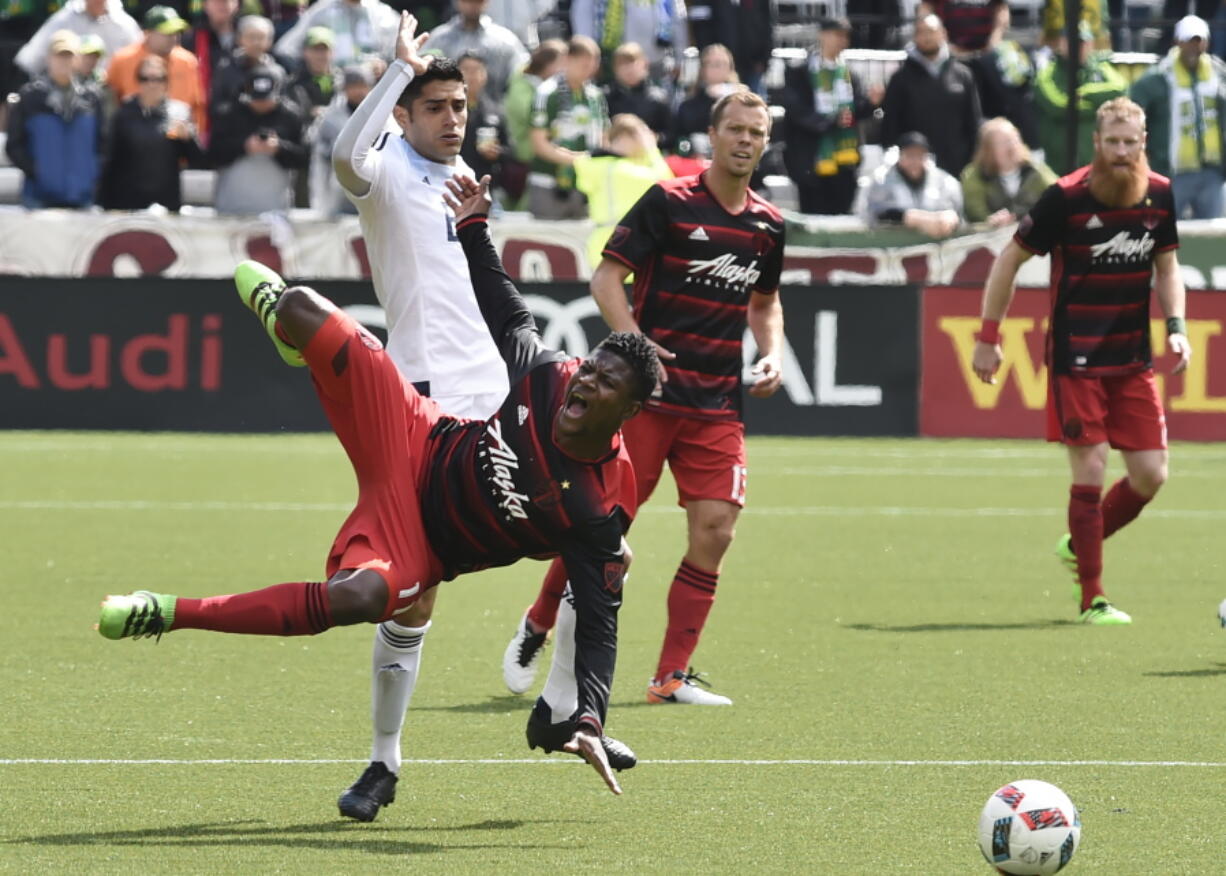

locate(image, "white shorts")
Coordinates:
433 390 504 420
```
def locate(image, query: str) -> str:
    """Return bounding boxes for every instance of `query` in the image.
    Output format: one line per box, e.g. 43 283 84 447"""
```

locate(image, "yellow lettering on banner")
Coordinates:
939 317 1048 410
1167 319 1226 413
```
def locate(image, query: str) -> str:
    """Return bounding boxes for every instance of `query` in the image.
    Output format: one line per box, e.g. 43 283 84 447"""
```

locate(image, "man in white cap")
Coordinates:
1130 14 1226 218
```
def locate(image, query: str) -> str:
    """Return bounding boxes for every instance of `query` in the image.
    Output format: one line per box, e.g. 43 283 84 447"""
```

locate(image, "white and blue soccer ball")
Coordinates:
1217 599 1226 627
977 780 1081 874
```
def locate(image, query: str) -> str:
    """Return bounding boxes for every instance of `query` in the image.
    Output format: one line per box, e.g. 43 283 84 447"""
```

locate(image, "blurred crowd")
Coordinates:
3 0 1226 228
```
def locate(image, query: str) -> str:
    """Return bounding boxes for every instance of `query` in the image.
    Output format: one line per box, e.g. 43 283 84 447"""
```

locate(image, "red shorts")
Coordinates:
621 408 748 508
1046 370 1167 450
304 310 447 620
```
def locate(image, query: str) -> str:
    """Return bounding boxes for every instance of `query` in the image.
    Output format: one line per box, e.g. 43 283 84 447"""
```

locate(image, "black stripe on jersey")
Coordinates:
651 326 743 355
654 289 748 319
372 132 390 152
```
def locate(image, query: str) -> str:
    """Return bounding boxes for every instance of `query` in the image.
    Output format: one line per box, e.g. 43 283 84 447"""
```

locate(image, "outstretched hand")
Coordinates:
395 11 432 75
443 174 493 223
563 729 623 795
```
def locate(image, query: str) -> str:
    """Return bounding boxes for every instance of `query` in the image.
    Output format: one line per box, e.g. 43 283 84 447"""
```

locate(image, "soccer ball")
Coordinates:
977 780 1081 874
1217 598 1226 627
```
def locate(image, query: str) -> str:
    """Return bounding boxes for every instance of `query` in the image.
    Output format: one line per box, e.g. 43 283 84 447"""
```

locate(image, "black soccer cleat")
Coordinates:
338 761 397 822
525 697 637 771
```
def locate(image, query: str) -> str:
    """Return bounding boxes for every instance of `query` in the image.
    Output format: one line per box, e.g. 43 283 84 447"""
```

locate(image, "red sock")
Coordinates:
655 561 718 682
1068 485 1104 611
1102 477 1149 539
526 557 567 631
174 581 332 636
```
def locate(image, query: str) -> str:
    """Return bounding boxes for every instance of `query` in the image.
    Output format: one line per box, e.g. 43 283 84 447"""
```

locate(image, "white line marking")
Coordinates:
2 758 1225 767
3 500 1222 520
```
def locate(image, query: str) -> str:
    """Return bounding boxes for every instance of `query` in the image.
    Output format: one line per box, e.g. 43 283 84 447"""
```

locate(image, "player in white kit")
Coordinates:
330 13 508 821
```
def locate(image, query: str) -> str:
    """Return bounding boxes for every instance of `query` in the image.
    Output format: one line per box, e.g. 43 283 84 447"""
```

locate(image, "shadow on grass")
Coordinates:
844 620 1078 633
4 818 576 855
410 695 527 714
1143 662 1226 678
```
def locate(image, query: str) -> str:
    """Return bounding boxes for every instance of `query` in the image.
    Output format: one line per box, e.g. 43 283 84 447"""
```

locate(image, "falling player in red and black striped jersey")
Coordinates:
97 184 662 798
972 97 1192 624
502 88 786 706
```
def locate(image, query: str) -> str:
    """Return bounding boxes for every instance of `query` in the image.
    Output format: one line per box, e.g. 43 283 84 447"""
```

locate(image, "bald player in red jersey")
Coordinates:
972 97 1192 624
502 88 787 706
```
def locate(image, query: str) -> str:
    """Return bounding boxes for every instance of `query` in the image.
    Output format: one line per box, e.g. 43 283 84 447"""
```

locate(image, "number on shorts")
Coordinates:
730 464 748 503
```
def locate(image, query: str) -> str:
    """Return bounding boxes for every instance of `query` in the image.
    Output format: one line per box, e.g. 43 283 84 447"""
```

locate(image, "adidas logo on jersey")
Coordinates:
689 226 710 241
517 404 529 425
1085 214 1104 230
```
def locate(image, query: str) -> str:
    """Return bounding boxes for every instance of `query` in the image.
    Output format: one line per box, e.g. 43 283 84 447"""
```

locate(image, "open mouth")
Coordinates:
732 151 752 160
565 391 589 417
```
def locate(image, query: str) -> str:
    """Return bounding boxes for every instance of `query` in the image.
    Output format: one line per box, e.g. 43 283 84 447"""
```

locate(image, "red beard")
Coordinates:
1088 151 1151 208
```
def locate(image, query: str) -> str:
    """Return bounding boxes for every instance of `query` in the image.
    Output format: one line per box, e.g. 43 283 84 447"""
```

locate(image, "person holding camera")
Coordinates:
99 54 206 211
209 64 307 214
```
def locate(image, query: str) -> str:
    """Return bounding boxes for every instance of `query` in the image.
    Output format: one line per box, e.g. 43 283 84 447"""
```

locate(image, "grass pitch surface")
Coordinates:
2 432 1224 873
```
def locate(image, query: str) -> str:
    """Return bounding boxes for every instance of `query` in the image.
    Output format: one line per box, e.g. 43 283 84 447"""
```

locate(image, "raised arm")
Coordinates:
332 12 431 197
446 175 554 382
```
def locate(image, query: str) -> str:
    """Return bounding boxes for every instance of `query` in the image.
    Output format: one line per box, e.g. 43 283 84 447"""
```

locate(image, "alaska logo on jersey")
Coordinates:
486 419 529 520
686 253 762 288
1089 230 1155 264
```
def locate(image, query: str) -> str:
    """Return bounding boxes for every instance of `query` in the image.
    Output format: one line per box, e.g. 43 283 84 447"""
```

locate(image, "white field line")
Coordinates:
2 757 1226 768
2 499 1224 520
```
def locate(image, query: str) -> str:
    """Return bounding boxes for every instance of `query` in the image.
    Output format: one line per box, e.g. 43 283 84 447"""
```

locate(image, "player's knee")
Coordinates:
694 517 736 556
327 570 388 624
274 285 319 320
1133 464 1167 497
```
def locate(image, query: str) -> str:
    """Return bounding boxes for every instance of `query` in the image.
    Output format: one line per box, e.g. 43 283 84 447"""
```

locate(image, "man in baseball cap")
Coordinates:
107 2 204 130
1129 13 1226 217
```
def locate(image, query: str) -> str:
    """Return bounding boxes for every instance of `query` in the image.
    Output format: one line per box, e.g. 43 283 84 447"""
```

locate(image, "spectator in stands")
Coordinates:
527 35 608 219
275 0 398 67
503 37 565 208
6 31 105 209
781 17 877 215
686 0 772 92
1035 22 1126 174
191 0 238 84
880 13 981 177
960 117 1055 225
603 43 670 142
421 0 528 106
15 0 141 78
98 54 205 211
1 3 43 125
252 0 305 40
571 0 688 78
1130 15 1226 218
485 0 557 47
968 2 1038 150
310 63 370 216
846 0 902 50
286 27 339 122
458 52 507 193
917 0 998 55
573 112 671 267
669 43 738 156
108 6 206 132
75 34 108 87
209 65 307 214
1042 0 1108 50
860 131 963 237
210 15 287 117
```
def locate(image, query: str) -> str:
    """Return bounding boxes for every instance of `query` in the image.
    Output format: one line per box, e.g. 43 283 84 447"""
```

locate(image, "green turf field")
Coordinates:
2 431 1224 873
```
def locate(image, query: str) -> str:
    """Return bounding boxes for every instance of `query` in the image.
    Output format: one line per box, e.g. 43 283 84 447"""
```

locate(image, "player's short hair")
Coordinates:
526 38 566 77
595 332 661 404
710 88 771 132
1096 96 1146 132
396 56 465 109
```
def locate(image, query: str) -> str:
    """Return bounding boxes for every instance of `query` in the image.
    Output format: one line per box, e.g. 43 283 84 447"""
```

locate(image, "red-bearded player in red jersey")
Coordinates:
972 97 1193 624
502 87 787 706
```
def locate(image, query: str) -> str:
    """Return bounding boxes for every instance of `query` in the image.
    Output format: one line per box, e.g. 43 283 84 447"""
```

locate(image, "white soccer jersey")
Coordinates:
345 133 508 413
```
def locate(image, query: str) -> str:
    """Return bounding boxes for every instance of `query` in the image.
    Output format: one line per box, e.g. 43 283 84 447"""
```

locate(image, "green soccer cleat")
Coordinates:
97 591 177 641
1079 596 1132 626
234 260 304 367
1055 533 1080 603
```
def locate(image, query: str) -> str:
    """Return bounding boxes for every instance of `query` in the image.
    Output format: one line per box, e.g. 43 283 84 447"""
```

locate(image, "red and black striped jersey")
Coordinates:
425 214 638 734
603 173 785 421
932 0 997 51
1015 166 1178 377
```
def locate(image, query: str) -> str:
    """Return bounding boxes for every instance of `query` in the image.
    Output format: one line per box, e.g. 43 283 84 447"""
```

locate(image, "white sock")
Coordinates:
369 619 430 774
540 583 578 724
